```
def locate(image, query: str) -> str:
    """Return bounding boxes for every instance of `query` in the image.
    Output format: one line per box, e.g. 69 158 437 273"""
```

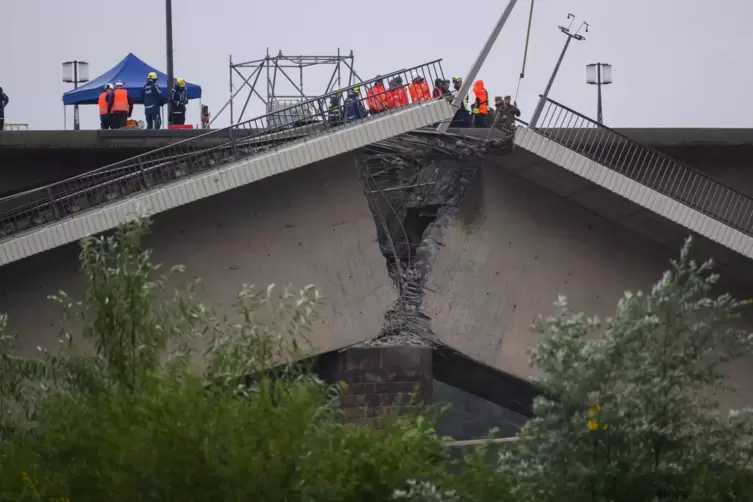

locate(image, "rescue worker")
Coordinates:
201 104 210 129
432 78 443 98
98 83 114 130
141 71 165 130
451 77 470 107
471 79 489 128
107 80 133 129
449 77 472 128
366 76 388 115
408 76 431 103
345 87 367 122
328 89 344 126
493 95 521 133
440 79 452 96
171 78 189 125
386 76 408 110
0 87 8 131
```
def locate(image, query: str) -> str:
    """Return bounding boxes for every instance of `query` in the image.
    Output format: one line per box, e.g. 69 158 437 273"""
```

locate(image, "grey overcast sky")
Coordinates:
3 0 752 130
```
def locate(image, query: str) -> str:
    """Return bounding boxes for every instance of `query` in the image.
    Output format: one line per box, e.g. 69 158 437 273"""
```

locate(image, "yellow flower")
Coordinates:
21 472 40 496
587 404 608 431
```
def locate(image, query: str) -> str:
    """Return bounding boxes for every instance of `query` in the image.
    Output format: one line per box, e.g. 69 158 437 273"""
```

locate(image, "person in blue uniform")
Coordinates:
141 72 165 129
0 87 8 131
345 87 367 122
170 78 188 125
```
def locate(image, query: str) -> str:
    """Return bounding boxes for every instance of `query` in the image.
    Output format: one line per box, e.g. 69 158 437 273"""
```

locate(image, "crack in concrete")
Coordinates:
355 133 500 347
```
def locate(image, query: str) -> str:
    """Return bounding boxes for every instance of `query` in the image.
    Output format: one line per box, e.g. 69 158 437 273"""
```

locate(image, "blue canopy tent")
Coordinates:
62 53 202 105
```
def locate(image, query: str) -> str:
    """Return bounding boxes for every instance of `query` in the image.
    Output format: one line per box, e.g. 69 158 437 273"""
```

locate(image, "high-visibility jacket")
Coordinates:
366 83 389 112
328 94 342 115
111 88 130 113
452 90 470 110
386 87 408 109
471 80 488 115
409 81 431 102
98 91 110 115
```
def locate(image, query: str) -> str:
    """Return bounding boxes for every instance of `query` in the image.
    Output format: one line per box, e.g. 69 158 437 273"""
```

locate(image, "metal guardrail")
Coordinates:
0 60 447 240
532 97 753 237
2 123 29 131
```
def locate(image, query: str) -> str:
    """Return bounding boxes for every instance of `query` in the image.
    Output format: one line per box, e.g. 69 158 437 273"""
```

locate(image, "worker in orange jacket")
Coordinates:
408 76 431 103
471 79 489 128
366 76 389 115
386 76 408 109
107 80 133 129
98 83 114 130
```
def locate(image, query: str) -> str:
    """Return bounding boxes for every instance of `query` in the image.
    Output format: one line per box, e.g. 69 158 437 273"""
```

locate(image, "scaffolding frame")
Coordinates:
214 48 361 126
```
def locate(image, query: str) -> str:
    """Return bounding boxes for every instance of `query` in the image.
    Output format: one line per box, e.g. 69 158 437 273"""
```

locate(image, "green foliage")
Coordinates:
5 220 750 501
0 218 502 501
501 237 753 502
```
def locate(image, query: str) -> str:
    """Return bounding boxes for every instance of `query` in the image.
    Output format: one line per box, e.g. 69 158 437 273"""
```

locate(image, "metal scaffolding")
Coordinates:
213 49 361 127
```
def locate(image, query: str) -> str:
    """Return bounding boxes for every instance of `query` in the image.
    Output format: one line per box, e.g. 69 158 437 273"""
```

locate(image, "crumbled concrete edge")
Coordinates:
357 136 488 348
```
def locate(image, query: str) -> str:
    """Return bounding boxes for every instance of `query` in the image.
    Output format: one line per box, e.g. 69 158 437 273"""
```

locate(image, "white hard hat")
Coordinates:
114 80 124 87
105 83 114 90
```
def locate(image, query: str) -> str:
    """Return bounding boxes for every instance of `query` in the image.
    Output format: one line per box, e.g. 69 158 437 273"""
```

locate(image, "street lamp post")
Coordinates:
62 60 90 130
529 14 588 128
166 0 174 126
586 63 612 124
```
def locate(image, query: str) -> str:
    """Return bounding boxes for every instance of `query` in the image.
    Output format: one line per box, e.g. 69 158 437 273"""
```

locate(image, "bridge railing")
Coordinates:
3 123 29 131
532 97 753 237
0 60 447 240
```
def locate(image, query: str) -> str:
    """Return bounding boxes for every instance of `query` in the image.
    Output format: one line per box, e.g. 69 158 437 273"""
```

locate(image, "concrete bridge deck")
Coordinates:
0 98 454 266
0 155 394 359
2 126 751 198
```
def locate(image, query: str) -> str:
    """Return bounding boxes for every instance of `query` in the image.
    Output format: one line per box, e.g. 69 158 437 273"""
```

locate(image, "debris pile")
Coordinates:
355 131 503 347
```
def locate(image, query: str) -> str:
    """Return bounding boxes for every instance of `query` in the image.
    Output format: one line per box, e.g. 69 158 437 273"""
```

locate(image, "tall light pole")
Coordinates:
436 0 518 133
62 60 89 131
586 63 612 124
166 0 174 126
529 14 588 128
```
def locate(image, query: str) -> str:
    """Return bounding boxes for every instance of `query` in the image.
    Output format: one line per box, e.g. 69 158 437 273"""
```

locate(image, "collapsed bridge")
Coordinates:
2 54 753 436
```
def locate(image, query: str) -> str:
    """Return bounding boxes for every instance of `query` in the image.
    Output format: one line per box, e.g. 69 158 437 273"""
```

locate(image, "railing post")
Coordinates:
137 158 148 189
319 99 330 129
228 127 240 160
47 188 60 220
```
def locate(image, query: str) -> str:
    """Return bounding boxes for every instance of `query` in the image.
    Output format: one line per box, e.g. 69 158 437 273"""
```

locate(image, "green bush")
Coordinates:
0 219 504 502
500 237 753 502
3 220 753 502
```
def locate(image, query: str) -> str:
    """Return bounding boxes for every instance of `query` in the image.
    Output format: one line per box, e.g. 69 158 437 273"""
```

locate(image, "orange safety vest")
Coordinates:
387 87 408 109
409 82 431 102
472 81 488 115
366 84 388 112
111 88 130 113
98 92 110 115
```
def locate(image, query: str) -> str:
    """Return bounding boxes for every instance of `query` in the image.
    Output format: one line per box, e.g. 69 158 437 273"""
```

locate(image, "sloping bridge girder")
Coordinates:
0 61 455 266
516 98 753 261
